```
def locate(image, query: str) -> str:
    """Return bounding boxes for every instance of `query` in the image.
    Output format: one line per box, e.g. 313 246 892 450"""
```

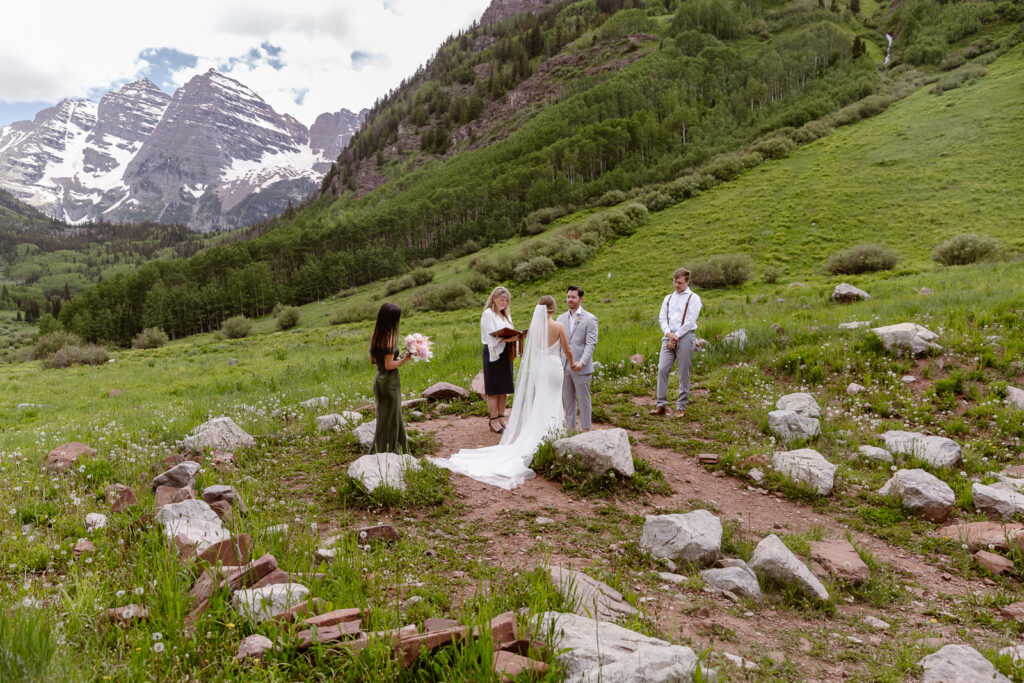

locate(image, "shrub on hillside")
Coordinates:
690 253 752 289
607 203 649 236
410 268 433 286
44 344 109 369
32 331 81 360
932 233 999 266
222 315 252 339
827 244 899 275
931 64 986 93
423 282 474 311
596 189 628 207
752 136 797 160
640 191 673 212
664 173 715 201
703 151 763 181
526 206 569 225
330 301 377 325
463 270 492 293
36 314 62 336
513 256 557 283
276 307 300 330
791 120 834 144
384 275 415 295
131 327 168 349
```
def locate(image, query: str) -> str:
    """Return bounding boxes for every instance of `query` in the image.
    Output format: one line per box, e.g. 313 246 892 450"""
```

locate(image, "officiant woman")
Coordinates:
480 286 517 434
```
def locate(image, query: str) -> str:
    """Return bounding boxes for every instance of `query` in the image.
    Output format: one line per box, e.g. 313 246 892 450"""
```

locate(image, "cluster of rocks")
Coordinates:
639 510 848 603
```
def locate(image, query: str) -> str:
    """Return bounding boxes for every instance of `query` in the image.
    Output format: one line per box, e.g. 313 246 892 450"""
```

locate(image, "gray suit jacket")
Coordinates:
558 308 598 375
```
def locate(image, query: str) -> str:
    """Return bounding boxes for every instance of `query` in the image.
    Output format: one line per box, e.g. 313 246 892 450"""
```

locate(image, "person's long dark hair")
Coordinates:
370 303 402 363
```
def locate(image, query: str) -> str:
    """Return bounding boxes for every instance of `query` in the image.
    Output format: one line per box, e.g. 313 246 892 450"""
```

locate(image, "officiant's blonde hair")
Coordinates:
485 286 511 315
538 295 556 314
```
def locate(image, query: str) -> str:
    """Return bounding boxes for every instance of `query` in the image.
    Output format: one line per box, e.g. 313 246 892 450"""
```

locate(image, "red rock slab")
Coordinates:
171 487 196 504
936 521 1024 551
421 382 470 401
155 485 194 508
73 539 96 556
104 604 149 625
484 611 518 647
186 554 279 626
174 534 198 561
1001 602 1024 623
297 619 363 648
45 442 96 473
104 484 138 513
356 524 401 545
493 650 548 681
423 617 462 632
304 607 364 628
273 598 326 623
809 539 870 584
208 500 233 524
975 550 1014 574
397 625 469 666
236 634 274 663
197 534 251 567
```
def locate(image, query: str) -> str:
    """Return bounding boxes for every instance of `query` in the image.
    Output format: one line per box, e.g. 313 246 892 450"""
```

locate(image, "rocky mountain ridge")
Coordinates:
0 72 365 231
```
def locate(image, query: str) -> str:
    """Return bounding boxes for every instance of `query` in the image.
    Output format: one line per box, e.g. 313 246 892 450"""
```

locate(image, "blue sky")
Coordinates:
0 0 491 127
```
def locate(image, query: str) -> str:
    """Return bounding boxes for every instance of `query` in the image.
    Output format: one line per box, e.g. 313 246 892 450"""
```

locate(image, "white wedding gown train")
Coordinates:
432 305 564 489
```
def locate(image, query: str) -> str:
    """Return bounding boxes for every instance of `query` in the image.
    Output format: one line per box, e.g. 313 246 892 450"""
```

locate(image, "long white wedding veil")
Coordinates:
499 304 550 446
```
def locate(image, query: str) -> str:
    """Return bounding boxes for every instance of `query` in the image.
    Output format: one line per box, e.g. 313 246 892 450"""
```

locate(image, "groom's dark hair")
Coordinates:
567 285 584 299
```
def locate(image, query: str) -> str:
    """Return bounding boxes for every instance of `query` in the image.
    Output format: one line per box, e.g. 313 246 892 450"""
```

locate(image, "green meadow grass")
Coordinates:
0 45 1022 682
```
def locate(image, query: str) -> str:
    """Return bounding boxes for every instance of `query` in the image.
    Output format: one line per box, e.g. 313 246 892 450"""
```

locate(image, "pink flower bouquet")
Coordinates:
404 333 434 362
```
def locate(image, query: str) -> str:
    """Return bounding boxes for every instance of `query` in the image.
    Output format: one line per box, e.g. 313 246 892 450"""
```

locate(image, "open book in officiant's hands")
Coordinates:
489 327 527 339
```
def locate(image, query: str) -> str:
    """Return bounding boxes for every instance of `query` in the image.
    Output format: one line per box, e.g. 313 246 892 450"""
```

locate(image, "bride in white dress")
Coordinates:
433 296 575 489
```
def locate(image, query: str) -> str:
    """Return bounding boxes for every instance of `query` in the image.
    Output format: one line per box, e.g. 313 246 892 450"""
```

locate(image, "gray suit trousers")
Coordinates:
563 370 593 431
657 334 695 410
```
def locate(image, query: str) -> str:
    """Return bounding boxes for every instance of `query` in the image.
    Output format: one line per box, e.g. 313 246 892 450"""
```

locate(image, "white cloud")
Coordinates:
0 0 492 126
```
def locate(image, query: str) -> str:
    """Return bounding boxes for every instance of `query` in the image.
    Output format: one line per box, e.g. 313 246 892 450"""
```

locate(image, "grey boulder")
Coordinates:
553 428 634 477
879 469 955 522
354 420 376 449
972 483 1024 520
640 510 722 566
772 448 836 495
748 534 829 601
858 445 893 463
919 644 1009 683
232 583 310 623
348 452 421 493
1006 386 1024 411
882 430 961 468
775 392 821 418
151 461 200 491
155 499 230 553
548 566 638 622
871 323 941 356
700 566 761 601
535 611 716 683
182 417 254 453
832 283 871 303
768 410 820 444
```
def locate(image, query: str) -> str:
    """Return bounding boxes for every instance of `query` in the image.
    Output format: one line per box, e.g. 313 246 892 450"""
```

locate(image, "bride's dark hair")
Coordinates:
538 295 556 314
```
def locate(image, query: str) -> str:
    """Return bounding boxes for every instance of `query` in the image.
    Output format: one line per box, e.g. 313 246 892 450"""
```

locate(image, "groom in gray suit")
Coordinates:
559 285 598 431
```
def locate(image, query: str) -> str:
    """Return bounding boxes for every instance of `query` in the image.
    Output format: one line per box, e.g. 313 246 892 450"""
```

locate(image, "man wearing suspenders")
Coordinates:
652 267 703 418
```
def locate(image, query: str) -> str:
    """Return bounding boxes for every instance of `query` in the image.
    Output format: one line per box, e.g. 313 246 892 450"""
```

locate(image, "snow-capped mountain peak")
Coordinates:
0 71 364 231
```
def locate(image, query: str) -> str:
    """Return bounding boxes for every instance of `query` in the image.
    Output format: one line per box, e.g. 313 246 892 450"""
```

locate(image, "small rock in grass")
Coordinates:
236 634 274 663
103 484 138 513
85 513 108 532
846 383 867 395
772 449 835 495
809 539 869 584
45 442 96 473
975 550 1014 575
641 510 722 567
863 616 890 630
832 283 871 303
749 534 829 601
858 445 893 463
879 469 954 523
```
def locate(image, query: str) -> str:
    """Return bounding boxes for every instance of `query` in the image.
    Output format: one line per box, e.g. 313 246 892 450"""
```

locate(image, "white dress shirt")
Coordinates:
480 308 513 362
568 306 586 336
659 288 702 338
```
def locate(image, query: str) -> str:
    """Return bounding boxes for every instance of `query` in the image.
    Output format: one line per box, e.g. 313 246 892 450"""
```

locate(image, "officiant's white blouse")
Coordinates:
480 308 513 362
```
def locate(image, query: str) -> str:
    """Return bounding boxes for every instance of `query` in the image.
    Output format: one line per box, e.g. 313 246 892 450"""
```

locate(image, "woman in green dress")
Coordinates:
369 303 412 454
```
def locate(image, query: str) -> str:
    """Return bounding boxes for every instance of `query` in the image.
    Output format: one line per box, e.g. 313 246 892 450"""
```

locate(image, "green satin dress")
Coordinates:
371 346 409 454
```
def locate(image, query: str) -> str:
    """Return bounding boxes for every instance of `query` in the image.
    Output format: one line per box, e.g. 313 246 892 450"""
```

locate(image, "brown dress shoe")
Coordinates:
674 409 686 419
650 405 667 416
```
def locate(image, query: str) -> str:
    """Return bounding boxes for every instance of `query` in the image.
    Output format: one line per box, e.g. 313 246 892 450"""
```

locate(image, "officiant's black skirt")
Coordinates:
482 345 514 395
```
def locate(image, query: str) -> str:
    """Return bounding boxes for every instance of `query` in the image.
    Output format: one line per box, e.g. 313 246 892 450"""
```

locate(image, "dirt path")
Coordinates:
415 413 1010 680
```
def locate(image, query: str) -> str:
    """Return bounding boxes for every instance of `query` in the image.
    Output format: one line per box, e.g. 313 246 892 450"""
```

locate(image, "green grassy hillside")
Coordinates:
1 42 1023 683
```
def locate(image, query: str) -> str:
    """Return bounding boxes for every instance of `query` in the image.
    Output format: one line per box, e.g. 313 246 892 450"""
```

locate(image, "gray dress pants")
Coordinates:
562 370 593 431
656 333 695 410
